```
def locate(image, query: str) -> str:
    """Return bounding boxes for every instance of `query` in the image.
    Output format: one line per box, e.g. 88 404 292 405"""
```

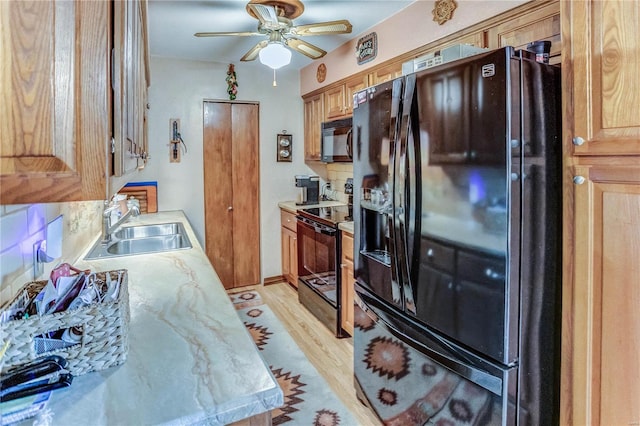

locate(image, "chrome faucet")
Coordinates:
101 200 141 244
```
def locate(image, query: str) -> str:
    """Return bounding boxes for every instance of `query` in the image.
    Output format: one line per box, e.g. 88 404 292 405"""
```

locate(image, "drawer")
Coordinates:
342 232 354 262
280 209 297 232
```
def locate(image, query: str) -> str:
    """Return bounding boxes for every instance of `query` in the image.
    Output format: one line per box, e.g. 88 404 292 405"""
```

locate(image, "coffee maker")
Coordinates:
295 175 319 205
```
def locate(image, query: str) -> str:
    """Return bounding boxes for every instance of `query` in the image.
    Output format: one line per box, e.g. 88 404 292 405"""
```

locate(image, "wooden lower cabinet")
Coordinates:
340 230 355 336
564 163 640 425
203 101 260 289
280 209 298 288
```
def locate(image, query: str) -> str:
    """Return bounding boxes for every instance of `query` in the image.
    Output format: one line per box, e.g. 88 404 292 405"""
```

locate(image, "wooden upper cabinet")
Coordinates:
324 74 369 120
113 0 150 182
487 1 561 65
324 85 346 120
369 61 403 86
0 1 109 204
566 0 640 157
303 93 323 161
344 74 369 116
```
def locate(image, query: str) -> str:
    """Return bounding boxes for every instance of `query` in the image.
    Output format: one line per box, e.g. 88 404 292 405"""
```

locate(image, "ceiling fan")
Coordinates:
194 0 353 69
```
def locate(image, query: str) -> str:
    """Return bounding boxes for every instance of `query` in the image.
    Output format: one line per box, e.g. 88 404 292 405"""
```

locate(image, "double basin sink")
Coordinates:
85 222 192 259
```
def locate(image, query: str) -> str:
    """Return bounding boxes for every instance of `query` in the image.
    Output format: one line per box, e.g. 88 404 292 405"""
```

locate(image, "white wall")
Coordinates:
136 57 319 281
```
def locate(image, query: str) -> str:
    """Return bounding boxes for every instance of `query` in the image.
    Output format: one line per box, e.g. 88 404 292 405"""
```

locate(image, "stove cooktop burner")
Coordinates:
299 205 352 227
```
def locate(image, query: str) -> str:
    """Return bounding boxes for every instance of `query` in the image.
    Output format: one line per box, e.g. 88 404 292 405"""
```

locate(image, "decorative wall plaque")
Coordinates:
356 32 377 65
277 132 292 162
316 63 326 83
432 0 457 25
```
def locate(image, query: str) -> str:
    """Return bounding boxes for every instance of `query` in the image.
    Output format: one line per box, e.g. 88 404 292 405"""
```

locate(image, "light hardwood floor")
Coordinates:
231 281 381 426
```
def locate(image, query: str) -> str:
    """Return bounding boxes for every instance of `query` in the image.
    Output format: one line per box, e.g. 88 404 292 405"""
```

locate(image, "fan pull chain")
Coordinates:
273 69 277 87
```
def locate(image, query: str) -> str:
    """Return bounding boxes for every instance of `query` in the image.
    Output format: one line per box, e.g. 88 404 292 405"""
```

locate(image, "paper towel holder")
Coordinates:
33 215 63 279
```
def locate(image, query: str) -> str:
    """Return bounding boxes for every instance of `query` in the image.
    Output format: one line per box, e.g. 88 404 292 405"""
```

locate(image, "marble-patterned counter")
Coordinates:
42 211 282 425
338 221 354 235
277 200 346 214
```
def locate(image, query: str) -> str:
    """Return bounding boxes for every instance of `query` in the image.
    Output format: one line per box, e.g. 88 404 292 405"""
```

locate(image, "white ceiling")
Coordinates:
148 0 416 70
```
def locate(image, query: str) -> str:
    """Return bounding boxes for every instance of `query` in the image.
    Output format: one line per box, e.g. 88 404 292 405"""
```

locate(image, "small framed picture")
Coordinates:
277 133 292 162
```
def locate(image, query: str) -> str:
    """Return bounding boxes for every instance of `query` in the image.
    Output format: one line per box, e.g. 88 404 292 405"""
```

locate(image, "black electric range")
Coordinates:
296 204 353 337
297 205 352 227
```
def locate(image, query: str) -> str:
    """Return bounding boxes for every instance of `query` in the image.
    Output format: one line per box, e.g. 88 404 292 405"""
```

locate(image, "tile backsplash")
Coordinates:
326 163 353 203
0 201 103 306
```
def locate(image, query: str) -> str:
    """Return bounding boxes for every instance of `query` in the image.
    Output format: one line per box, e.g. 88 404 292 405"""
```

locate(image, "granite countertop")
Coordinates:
42 211 282 425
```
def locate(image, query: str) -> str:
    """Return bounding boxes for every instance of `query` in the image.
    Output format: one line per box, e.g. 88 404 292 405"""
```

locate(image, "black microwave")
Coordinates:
321 117 352 162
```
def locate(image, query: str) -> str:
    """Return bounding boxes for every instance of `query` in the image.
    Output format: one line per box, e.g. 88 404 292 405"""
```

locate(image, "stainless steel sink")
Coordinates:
107 234 191 255
115 222 183 239
85 222 192 259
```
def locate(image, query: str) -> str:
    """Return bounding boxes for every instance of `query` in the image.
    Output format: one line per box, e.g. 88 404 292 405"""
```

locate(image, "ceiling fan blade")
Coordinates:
194 31 261 37
286 38 326 59
247 3 279 26
240 40 269 62
292 20 353 36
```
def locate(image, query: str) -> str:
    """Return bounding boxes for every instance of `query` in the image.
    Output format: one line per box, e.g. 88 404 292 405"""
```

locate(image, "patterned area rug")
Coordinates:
230 291 357 426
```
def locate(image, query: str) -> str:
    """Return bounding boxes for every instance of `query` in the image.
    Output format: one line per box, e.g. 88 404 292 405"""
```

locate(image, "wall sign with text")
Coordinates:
356 32 377 65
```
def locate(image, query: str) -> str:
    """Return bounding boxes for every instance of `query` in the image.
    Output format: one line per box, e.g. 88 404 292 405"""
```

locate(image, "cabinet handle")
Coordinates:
573 176 586 185
227 206 233 211
426 248 434 257
572 136 585 146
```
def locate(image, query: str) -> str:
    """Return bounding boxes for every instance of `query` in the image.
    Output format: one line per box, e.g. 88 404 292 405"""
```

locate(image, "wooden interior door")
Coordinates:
230 103 260 287
203 101 260 289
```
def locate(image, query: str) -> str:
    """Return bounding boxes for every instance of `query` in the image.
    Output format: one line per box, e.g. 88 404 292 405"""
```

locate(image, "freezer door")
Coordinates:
354 287 516 425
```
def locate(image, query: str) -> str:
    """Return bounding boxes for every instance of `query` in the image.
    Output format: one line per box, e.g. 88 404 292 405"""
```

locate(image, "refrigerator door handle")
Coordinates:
398 73 417 314
387 78 405 306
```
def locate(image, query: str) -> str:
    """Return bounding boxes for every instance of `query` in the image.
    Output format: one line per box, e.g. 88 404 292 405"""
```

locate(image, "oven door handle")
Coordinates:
298 217 336 235
315 226 336 236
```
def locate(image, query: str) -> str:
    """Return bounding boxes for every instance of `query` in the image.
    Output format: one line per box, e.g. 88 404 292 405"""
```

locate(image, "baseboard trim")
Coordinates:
264 275 285 286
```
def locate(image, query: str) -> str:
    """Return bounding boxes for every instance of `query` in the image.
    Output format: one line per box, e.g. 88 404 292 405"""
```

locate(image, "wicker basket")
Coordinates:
0 269 130 376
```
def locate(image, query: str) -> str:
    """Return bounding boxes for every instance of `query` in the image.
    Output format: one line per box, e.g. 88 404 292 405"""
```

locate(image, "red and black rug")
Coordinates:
230 290 357 426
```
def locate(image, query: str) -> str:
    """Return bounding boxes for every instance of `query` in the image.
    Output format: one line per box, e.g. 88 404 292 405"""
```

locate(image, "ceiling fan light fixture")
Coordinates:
259 42 292 69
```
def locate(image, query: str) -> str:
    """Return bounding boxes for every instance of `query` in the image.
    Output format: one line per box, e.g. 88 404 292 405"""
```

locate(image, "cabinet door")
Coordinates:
113 0 149 178
341 258 355 336
369 61 403 85
0 1 108 204
324 85 346 120
281 225 298 288
341 232 355 335
487 1 561 64
567 164 640 426
281 227 291 282
344 75 370 116
565 0 640 156
303 93 323 161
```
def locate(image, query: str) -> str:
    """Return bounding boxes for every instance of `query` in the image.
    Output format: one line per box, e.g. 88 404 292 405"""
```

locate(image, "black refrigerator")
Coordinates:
352 46 561 425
